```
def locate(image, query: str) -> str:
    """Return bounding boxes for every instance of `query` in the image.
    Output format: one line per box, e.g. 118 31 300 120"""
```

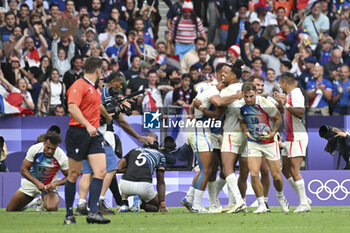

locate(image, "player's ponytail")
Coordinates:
232 59 244 79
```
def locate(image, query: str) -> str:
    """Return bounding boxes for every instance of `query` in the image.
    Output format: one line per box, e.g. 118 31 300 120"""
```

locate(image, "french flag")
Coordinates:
170 106 188 149
297 0 319 10
0 95 20 115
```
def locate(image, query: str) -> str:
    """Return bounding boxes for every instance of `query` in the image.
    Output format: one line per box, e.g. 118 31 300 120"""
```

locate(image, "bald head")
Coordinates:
313 65 324 79
339 65 349 81
332 49 342 64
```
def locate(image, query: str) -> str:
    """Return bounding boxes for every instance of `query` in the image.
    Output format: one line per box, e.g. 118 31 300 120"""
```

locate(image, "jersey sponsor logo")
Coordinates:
143 110 161 129
308 179 350 201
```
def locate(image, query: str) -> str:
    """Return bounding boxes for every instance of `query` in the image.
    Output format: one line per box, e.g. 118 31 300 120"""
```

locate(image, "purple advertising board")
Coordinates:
1 171 349 209
1 115 349 171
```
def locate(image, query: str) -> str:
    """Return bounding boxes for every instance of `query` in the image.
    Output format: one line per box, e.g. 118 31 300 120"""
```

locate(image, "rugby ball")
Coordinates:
254 124 271 136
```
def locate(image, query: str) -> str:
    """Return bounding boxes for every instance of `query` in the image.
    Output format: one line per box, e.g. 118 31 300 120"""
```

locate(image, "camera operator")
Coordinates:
76 72 153 216
330 127 350 169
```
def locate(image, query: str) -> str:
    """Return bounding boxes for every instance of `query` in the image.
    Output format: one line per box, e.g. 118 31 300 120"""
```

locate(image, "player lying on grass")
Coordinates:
6 131 68 211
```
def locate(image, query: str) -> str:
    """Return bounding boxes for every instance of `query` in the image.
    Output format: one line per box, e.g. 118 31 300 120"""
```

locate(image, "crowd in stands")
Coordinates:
0 0 350 117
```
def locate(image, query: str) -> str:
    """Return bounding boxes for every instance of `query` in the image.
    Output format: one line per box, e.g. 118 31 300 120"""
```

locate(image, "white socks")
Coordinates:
193 189 205 209
288 177 308 205
78 199 86 205
295 179 308 205
207 182 217 206
186 186 195 203
214 176 226 199
257 196 265 207
287 177 298 192
228 186 236 206
226 173 243 203
264 197 268 203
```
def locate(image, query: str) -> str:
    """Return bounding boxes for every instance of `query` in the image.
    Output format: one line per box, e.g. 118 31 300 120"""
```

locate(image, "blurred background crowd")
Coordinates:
0 0 350 117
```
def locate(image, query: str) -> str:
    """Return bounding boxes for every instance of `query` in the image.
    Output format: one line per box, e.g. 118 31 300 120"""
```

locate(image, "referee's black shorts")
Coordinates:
65 126 105 161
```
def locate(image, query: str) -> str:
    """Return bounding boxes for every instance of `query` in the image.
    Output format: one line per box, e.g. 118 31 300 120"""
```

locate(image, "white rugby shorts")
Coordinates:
119 179 157 203
247 140 280 161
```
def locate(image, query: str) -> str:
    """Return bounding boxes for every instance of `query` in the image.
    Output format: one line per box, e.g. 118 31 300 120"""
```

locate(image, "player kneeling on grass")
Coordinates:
235 82 290 213
118 134 168 212
6 131 68 212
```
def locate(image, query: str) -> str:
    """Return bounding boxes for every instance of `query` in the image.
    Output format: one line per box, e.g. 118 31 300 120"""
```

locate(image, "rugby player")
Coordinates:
6 131 68 212
278 72 311 212
118 133 167 212
235 82 290 213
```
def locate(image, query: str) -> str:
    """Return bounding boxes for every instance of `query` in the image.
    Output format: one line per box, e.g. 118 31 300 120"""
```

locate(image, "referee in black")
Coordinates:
64 57 111 224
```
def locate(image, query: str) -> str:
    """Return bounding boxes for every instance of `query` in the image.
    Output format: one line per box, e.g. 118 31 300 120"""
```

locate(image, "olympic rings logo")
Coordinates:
308 179 350 201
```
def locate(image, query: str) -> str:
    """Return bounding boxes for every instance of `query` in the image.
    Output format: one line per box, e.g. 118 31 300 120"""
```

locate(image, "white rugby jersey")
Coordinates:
285 88 308 141
194 85 219 119
220 83 243 133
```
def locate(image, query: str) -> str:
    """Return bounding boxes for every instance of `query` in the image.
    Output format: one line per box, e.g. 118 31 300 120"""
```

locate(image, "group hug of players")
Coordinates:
182 59 311 214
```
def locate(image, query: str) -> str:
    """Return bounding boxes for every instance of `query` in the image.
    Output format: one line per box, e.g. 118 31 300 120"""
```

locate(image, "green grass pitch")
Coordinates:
1 207 349 233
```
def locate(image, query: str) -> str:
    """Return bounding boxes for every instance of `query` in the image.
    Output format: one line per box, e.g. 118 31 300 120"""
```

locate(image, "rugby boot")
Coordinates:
98 200 115 215
86 212 110 224
64 216 77 225
75 203 88 216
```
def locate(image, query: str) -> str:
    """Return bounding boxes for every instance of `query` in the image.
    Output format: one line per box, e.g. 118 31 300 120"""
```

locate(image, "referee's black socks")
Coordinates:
65 180 76 217
89 178 103 213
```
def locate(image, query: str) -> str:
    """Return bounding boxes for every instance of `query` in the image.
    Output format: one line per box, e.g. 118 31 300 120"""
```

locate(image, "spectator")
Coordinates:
200 62 215 81
106 32 126 61
134 17 154 48
332 65 350 115
302 2 330 46
141 69 163 112
37 69 66 116
169 0 206 59
248 18 270 53
1 57 22 86
227 45 240 64
0 8 5 27
125 61 150 95
193 48 208 71
241 66 251 82
275 7 295 30
89 0 108 34
181 37 207 74
0 25 22 62
166 0 183 29
189 65 203 86
109 7 128 33
290 46 313 76
18 3 30 31
262 42 287 76
123 0 138 27
46 4 61 26
63 56 84 91
0 11 16 43
324 48 343 80
226 3 249 47
75 14 93 44
123 55 141 81
0 74 34 114
299 56 317 90
164 77 182 108
278 59 292 81
172 73 195 110
51 35 75 80
38 55 53 82
99 18 119 50
315 34 334 66
251 57 266 79
76 27 99 56
53 104 66 116
61 0 79 23
306 65 332 116
14 29 47 68
26 67 42 113
133 30 157 61
265 68 281 97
